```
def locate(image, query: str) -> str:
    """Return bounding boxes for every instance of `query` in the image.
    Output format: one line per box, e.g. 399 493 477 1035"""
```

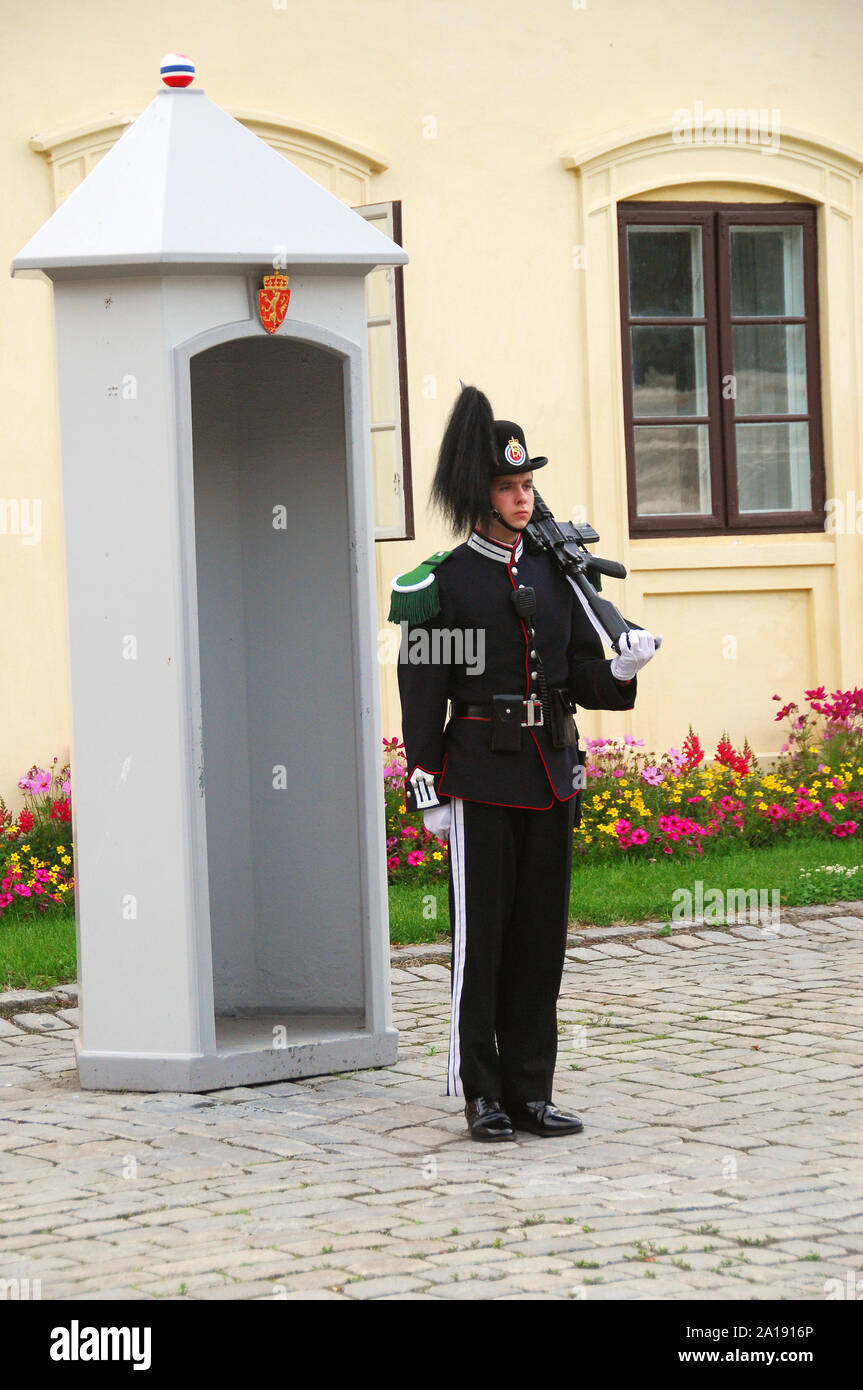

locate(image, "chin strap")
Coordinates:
490 507 523 536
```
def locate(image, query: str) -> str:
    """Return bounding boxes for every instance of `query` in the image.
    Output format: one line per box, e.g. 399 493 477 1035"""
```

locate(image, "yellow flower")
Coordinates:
432 851 442 861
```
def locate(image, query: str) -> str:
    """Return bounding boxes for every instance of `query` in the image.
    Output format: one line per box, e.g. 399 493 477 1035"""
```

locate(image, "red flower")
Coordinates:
18 809 34 832
682 731 704 769
714 737 753 777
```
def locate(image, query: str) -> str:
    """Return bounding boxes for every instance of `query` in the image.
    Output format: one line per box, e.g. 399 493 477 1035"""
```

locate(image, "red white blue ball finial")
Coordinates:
161 53 195 88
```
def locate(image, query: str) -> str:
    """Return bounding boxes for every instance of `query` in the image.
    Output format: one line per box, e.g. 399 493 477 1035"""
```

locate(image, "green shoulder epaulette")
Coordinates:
387 550 452 624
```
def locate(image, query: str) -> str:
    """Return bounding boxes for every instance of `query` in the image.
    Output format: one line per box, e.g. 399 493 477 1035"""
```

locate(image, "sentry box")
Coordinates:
11 58 405 1090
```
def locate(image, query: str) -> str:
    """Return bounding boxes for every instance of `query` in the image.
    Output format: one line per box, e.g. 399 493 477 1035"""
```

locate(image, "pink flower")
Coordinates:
832 820 858 837
686 795 702 803
407 850 425 866
615 819 632 834
630 828 649 845
400 825 418 838
612 768 625 779
387 855 400 869
641 766 665 785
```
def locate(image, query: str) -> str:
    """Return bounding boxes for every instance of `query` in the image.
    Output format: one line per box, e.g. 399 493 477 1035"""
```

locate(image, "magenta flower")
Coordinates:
400 825 418 838
407 850 425 866
631 828 649 845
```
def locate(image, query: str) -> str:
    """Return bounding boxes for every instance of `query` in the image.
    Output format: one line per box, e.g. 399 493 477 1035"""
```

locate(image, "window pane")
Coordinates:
627 225 704 317
631 325 708 416
633 424 711 515
735 422 811 512
730 225 804 316
732 324 808 414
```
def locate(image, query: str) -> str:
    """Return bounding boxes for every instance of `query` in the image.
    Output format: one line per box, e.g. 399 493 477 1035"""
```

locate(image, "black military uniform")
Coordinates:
389 387 641 1139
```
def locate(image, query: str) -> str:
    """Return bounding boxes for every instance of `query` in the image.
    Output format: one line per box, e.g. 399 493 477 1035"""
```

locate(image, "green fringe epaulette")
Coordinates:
387 550 452 624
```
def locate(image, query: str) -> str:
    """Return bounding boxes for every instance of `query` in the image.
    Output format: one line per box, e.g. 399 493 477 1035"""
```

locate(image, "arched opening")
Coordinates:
189 335 366 1047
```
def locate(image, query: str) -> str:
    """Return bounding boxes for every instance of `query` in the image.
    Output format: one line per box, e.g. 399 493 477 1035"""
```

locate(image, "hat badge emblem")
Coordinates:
504 436 525 466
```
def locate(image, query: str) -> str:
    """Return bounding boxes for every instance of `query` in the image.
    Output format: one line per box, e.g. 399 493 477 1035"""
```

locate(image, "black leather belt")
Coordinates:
451 698 544 727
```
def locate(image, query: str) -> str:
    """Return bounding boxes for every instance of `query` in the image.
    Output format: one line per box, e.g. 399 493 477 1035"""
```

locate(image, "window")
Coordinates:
617 203 825 537
354 201 414 541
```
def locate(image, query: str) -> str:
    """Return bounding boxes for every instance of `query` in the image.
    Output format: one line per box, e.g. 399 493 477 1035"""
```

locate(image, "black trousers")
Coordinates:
445 794 577 1103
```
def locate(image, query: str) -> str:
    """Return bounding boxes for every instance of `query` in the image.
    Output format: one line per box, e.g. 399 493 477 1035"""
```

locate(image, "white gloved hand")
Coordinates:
610 628 660 681
423 802 452 840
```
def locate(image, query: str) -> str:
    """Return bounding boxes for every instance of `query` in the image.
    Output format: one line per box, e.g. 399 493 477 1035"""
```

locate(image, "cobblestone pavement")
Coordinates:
1 906 862 1301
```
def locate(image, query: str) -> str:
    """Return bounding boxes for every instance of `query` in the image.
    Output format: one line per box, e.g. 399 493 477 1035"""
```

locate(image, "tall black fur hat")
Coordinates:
429 384 548 535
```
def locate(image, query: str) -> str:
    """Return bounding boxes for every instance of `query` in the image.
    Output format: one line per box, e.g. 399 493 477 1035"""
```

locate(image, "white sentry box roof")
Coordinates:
11 86 409 280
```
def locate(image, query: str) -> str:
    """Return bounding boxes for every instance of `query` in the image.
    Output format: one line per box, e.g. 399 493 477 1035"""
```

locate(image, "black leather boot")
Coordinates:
465 1096 516 1141
505 1100 584 1137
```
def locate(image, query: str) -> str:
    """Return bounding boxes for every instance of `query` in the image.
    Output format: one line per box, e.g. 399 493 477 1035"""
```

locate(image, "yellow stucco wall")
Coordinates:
3 0 863 811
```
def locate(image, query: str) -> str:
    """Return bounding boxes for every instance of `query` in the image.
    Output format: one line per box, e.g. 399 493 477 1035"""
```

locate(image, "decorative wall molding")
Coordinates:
29 107 389 209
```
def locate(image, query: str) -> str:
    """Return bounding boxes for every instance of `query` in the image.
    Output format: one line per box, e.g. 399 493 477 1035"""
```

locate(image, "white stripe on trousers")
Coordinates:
446 797 467 1096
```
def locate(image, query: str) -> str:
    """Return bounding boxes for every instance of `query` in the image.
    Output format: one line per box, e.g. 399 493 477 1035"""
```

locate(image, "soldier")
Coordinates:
389 385 659 1140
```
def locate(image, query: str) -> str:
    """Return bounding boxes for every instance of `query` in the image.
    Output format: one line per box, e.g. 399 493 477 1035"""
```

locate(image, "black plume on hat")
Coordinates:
430 384 548 536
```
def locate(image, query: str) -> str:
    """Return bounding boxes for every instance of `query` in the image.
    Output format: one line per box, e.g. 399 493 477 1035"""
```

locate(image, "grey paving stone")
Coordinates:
11 1013 73 1033
631 939 679 955
0 907 860 1299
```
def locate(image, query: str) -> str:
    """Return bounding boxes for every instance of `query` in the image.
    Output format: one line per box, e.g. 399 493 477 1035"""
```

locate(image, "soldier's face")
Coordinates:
489 472 534 530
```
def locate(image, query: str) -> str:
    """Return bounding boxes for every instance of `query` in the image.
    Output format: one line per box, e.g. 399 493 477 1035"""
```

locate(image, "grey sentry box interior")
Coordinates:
11 69 406 1090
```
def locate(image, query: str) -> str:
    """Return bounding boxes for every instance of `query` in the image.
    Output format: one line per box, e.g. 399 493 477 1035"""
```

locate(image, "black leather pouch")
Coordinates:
490 694 523 752
549 688 579 749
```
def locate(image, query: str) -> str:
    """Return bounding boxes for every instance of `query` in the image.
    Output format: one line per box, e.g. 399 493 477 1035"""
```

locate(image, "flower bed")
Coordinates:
384 685 863 881
0 760 75 920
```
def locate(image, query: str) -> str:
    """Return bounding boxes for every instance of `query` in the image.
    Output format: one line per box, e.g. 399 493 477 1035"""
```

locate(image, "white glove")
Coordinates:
423 802 452 839
610 628 660 681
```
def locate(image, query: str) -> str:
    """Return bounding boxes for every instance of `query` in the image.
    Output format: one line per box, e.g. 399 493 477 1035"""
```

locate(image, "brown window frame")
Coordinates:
617 202 826 538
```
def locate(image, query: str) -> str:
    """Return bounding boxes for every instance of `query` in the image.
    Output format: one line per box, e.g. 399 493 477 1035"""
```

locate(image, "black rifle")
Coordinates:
525 490 662 656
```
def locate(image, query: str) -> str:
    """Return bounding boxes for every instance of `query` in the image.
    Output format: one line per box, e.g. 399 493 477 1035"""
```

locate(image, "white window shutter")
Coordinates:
353 201 414 540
